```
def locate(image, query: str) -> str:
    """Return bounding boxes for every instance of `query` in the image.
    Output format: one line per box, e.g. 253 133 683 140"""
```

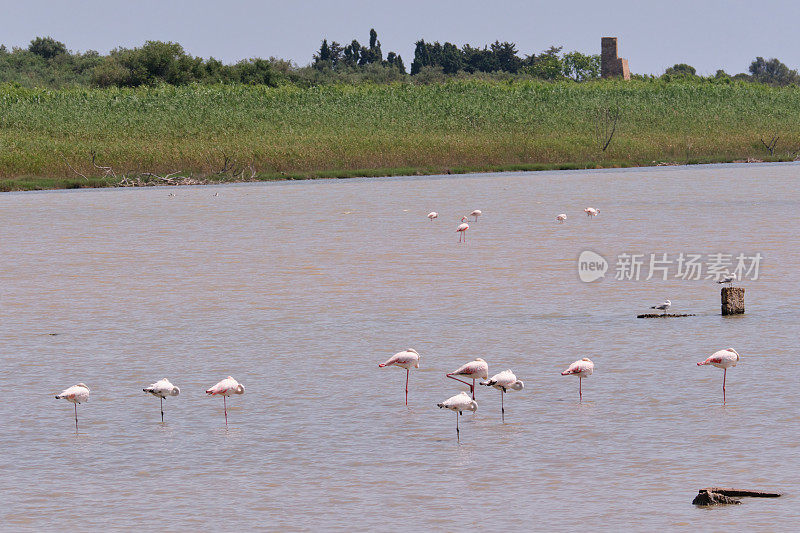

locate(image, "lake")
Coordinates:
1 162 798 530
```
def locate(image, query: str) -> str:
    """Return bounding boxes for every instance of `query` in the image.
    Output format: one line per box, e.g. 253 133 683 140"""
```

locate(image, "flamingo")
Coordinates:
437 391 478 439
556 213 567 223
697 348 740 403
427 211 438 221
378 348 420 405
143 378 180 422
480 369 524 421
470 210 482 222
651 299 671 315
55 383 90 431
205 376 245 426
457 217 470 243
584 207 599 217
561 358 594 401
447 358 489 399
717 274 736 286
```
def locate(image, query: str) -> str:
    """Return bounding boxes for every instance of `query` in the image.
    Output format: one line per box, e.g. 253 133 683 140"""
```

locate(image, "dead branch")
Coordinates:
594 107 619 152
90 150 116 178
760 135 778 156
60 154 88 181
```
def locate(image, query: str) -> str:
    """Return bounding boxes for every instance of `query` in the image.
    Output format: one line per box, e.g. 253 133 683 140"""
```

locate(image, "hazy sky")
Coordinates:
1 0 799 75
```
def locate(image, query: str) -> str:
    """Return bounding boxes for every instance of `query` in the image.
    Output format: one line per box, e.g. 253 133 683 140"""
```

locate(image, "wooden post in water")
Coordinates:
721 287 745 315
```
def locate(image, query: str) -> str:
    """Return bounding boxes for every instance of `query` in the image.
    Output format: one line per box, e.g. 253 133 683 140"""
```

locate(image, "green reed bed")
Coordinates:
1 80 799 191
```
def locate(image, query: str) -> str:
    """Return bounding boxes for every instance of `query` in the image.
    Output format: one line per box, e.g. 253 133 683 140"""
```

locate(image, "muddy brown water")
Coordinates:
1 162 797 530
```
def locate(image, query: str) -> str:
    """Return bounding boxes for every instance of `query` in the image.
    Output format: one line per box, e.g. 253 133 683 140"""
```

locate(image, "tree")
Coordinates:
664 63 696 77
749 57 799 86
28 36 67 59
562 51 600 81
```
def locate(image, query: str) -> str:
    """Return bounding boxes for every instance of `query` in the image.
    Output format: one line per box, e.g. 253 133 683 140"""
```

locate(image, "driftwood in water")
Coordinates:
693 487 782 506
706 488 781 498
637 313 696 318
721 287 745 315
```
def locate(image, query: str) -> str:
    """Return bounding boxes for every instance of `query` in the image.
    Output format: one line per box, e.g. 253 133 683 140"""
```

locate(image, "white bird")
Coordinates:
205 376 245 426
697 348 740 403
55 383 90 431
470 210 482 222
480 369 524 421
716 274 736 286
427 211 438 221
456 219 470 243
561 358 594 401
378 349 420 405
143 378 180 422
556 213 567 223
584 207 599 217
650 299 671 315
447 358 489 399
437 391 478 439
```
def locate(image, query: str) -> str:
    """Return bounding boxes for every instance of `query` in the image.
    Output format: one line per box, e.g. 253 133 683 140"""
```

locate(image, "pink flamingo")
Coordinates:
205 376 245 426
480 369 524 421
470 209 482 222
457 216 470 243
378 348 420 405
697 348 740 403
561 358 594 401
447 358 489 399
437 391 478 440
55 383 90 432
427 211 438 221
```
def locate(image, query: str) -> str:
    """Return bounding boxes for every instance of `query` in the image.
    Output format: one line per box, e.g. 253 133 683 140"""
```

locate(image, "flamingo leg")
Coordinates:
456 411 460 440
224 396 228 426
579 377 582 402
74 403 78 432
501 389 505 422
723 369 727 404
160 397 164 423
405 368 409 406
447 374 472 389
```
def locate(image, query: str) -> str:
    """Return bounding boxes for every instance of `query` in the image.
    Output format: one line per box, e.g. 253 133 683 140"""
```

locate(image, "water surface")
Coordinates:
1 163 798 530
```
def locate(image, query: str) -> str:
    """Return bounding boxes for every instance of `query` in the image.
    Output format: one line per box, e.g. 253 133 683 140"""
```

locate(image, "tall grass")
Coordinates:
2 79 800 190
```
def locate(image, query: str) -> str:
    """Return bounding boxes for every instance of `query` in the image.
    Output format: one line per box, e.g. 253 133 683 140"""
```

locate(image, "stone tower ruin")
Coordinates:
601 37 630 80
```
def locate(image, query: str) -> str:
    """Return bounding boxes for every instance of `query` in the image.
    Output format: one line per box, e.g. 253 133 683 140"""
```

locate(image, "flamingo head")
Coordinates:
510 380 524 391
235 384 245 395
170 386 181 397
460 216 469 222
468 400 478 412
728 348 740 360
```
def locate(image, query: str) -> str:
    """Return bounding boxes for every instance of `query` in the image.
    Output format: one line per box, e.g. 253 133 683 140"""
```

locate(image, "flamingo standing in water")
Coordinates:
470 210 482 222
456 217 470 243
447 358 489 399
584 207 599 217
437 391 478 440
143 378 180 422
55 383 90 431
427 211 438 221
561 358 594 401
378 348 420 405
697 348 740 403
556 213 567 223
480 369 524 421
205 376 245 426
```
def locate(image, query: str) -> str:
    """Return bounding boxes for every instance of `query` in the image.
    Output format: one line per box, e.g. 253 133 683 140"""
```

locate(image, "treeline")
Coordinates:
1 31 799 89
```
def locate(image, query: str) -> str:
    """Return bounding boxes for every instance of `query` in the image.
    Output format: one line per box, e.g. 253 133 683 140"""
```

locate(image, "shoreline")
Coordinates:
1 155 794 193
